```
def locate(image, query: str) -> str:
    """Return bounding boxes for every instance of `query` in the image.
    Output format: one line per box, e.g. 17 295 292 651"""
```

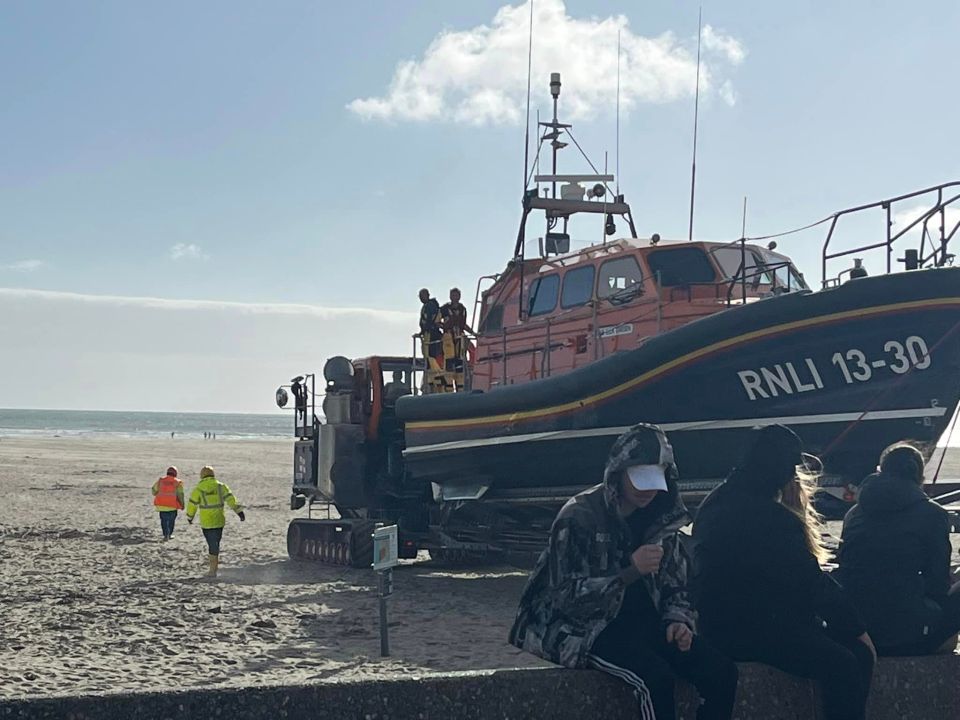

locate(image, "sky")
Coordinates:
2 0 959 412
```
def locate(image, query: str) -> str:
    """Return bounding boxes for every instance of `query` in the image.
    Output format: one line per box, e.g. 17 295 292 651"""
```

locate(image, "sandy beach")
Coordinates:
1 436 958 700
0 436 546 699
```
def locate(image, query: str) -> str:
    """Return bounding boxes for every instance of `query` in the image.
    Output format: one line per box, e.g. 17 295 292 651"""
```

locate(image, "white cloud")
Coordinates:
170 243 209 261
718 80 737 107
0 288 416 413
347 0 745 125
701 25 746 65
0 259 43 272
893 203 960 245
0 287 413 321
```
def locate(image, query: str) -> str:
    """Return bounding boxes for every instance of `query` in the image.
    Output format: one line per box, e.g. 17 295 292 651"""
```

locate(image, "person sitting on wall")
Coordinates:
837 442 960 655
509 423 738 720
692 424 875 720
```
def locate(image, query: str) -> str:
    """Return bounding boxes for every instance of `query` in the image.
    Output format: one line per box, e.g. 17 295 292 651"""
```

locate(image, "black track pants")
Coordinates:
588 612 738 720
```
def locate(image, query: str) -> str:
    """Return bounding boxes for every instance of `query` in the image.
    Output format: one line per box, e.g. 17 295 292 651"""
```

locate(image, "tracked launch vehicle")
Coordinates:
276 75 960 566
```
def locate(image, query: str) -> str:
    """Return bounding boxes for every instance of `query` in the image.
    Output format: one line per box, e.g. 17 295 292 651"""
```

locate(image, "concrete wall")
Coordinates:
1 657 957 720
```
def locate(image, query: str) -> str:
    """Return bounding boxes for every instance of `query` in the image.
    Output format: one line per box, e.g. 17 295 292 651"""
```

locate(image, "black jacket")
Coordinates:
837 472 952 648
692 473 864 652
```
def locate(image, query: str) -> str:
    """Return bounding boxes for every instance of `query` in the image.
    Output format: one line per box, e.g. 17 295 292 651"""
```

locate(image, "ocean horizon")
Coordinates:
0 408 292 440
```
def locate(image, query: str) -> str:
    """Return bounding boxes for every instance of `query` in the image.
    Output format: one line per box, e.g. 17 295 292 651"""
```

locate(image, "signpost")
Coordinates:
372 524 399 657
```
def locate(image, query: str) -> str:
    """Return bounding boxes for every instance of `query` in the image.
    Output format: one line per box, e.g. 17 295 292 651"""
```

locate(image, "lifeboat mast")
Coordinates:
513 72 639 319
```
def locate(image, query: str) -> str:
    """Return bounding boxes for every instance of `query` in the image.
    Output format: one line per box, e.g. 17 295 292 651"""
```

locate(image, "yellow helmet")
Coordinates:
200 465 215 479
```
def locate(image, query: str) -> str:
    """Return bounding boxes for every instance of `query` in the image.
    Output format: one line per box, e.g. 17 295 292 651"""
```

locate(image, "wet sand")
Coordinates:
0 437 546 699
1 436 957 699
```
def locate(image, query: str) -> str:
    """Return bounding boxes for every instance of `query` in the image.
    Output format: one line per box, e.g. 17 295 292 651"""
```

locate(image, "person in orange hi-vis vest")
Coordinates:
152 466 185 541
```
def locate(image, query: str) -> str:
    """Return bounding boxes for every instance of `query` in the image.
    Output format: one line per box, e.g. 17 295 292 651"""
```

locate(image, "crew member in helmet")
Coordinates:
152 466 184 540
510 424 738 720
440 287 473 378
418 288 443 368
186 466 245 578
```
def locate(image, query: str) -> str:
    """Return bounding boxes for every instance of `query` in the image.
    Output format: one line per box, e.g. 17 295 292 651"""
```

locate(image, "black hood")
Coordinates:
856 472 928 514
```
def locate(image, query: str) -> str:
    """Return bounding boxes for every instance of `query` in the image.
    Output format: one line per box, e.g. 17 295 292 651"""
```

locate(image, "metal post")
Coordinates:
378 569 391 657
740 238 747 303
656 271 662 333
372 525 397 658
502 328 508 385
545 317 552 377
591 301 599 360
411 335 419 396
886 203 893 274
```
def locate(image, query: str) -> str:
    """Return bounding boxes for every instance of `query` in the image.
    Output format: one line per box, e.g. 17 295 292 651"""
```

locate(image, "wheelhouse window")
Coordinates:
527 274 559 316
560 265 596 308
598 256 644 299
760 250 808 290
479 303 504 333
711 246 773 285
647 247 717 287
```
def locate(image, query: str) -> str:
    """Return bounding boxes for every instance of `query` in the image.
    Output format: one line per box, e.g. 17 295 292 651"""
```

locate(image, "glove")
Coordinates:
238 511 246 522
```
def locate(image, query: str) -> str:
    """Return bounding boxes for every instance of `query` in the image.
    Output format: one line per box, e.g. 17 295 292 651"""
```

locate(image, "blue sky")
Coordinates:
1 1 958 411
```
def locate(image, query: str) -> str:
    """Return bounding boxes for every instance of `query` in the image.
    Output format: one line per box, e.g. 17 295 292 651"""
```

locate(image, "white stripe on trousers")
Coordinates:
587 654 657 720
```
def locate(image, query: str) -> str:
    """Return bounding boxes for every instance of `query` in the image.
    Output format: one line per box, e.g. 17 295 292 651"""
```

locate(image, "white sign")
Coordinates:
372 525 399 571
599 323 633 338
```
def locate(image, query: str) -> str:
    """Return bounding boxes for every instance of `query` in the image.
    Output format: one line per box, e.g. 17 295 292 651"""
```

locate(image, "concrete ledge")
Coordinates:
1 656 957 720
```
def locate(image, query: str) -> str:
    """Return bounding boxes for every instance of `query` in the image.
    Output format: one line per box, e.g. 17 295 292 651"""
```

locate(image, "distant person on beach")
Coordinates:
151 466 184 540
837 442 960 655
510 424 737 720
186 466 245 578
693 425 875 720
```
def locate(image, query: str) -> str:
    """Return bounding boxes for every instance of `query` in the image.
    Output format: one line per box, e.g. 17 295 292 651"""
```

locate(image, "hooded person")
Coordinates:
509 424 737 720
692 424 875 720
837 442 960 655
186 466 245 578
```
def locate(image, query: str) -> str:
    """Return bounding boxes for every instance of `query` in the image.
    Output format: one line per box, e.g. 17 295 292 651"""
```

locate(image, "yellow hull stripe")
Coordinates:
406 297 960 431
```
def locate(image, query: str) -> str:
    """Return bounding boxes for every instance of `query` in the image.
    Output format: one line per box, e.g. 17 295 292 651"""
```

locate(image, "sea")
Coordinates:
0 408 291 441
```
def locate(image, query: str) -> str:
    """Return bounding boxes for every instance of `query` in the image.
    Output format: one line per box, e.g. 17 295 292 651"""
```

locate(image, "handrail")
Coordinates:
821 181 960 287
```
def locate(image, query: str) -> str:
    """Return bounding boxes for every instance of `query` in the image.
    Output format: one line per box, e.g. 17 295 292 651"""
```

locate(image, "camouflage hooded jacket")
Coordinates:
508 424 695 668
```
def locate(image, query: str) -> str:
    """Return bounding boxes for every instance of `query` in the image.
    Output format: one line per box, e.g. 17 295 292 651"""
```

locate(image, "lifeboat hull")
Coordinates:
397 268 960 505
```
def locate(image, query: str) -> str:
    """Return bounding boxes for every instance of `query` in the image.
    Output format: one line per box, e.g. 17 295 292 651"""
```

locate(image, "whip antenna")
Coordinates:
687 7 702 241
522 0 535 191
616 28 621 197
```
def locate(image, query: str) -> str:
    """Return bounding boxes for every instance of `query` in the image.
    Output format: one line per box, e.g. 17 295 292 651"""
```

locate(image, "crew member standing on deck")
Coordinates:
440 287 473 377
186 466 245 578
418 288 443 368
152 466 184 540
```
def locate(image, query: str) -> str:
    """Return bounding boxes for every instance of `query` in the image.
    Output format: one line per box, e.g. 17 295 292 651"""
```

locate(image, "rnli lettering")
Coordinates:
738 335 931 401
738 359 824 400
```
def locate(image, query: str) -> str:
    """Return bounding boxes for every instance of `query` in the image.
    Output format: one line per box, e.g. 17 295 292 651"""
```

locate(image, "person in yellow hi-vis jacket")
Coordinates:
186 466 245 578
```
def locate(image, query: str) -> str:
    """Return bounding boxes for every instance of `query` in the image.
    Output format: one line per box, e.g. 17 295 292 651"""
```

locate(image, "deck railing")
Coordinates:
821 181 960 287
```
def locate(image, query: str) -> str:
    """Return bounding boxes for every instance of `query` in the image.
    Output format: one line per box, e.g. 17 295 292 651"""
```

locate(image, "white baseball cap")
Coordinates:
626 464 668 492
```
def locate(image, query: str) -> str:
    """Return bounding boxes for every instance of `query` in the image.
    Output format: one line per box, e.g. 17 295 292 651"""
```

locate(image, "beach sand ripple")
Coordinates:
0 437 546 698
